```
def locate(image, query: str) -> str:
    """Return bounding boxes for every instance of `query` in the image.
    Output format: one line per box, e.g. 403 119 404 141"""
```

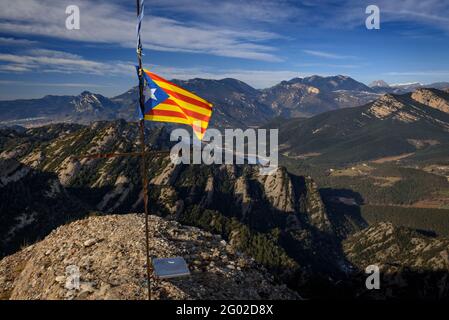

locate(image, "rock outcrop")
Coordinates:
411 88 449 114
0 214 299 300
367 94 419 123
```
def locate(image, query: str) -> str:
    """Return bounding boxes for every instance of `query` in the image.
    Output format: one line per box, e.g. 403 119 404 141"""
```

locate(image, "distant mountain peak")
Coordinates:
369 80 390 88
306 75 322 80
299 74 373 93
68 91 119 116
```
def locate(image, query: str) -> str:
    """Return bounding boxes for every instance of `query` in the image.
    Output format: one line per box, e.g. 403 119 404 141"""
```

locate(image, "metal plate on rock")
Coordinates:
152 257 190 279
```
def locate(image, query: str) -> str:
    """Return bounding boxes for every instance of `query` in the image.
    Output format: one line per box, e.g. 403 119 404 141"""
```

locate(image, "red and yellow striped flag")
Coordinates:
142 69 213 140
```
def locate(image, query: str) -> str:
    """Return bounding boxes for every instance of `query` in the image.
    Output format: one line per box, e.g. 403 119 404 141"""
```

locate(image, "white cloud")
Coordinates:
303 50 357 60
0 80 111 88
0 37 37 46
0 64 33 72
0 47 301 88
0 0 284 62
313 0 449 32
385 70 449 76
149 0 300 24
296 62 361 69
0 49 134 75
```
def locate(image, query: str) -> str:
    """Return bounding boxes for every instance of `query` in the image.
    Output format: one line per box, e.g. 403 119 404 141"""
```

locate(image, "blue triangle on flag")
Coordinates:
135 66 170 118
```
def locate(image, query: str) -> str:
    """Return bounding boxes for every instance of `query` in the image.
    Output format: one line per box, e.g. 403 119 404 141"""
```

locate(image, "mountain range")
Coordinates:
2 75 447 129
1 74 449 299
0 75 425 128
0 91 121 127
258 75 380 118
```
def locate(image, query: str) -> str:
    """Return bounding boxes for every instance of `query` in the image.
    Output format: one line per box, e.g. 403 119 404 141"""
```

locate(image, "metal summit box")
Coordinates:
152 257 191 279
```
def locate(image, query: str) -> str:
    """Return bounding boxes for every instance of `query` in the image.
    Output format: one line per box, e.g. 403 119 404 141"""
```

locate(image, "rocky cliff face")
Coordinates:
367 94 416 122
411 88 449 114
366 91 449 130
0 214 298 300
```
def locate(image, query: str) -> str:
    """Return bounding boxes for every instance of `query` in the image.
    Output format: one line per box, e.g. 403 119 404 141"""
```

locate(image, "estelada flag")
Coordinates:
141 69 213 140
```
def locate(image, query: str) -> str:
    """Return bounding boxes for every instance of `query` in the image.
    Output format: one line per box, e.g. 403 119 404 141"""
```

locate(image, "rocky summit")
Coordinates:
0 214 299 300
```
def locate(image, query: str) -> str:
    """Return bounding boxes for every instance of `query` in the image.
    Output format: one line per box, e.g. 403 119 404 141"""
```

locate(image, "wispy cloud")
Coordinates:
269 0 449 33
0 37 37 46
0 80 112 88
296 62 361 69
0 49 134 75
381 1 449 32
302 50 357 60
150 0 300 24
385 70 449 76
0 46 301 88
0 64 33 72
0 0 285 62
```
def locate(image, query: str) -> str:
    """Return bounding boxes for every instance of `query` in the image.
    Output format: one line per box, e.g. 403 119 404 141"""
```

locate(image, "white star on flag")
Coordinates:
144 87 158 104
150 88 157 100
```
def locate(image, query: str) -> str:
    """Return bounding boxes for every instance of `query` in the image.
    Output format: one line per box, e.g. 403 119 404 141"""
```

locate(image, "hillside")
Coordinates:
344 222 449 299
0 214 298 300
272 88 449 165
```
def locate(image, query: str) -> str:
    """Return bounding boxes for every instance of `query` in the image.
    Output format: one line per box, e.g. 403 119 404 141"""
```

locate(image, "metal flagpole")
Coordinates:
75 0 184 299
72 1 170 300
136 0 152 301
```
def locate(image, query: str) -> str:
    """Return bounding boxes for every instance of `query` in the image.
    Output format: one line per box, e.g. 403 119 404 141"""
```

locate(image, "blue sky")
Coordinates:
0 0 449 100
